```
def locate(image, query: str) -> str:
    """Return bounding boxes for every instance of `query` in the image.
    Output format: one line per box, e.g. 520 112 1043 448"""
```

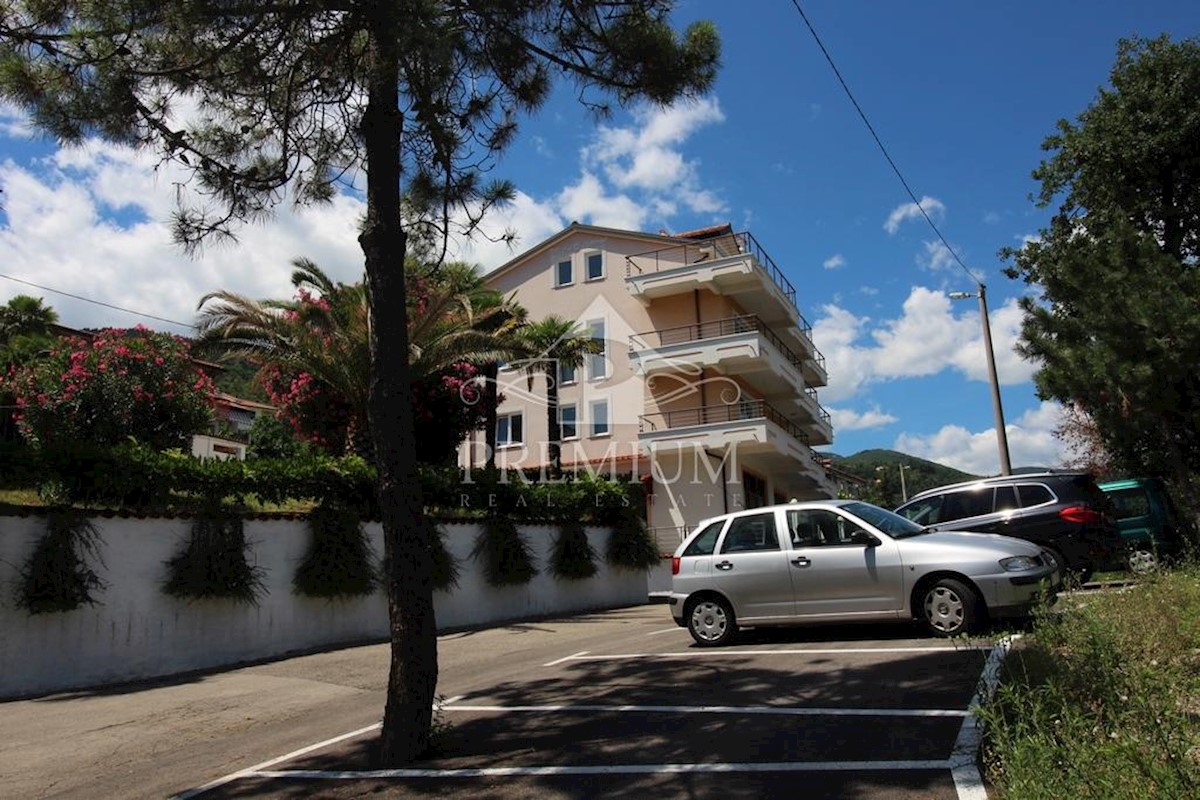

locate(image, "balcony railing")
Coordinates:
805 387 832 427
639 399 810 447
632 313 821 368
626 230 802 314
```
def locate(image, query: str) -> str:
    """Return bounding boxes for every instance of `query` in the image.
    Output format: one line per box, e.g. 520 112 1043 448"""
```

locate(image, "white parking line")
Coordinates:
950 637 1014 800
251 759 953 779
442 703 968 718
171 722 381 799
553 645 992 662
542 650 589 667
646 627 683 636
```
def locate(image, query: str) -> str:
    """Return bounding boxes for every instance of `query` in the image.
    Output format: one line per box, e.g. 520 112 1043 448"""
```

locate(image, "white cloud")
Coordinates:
0 139 365 332
859 286 879 296
823 253 846 270
829 405 897 431
585 97 725 216
918 239 959 272
0 102 33 138
812 287 1035 403
894 402 1067 475
883 195 944 234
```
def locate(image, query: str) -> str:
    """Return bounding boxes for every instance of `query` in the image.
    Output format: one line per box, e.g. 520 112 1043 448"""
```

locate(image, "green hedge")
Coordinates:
0 443 645 525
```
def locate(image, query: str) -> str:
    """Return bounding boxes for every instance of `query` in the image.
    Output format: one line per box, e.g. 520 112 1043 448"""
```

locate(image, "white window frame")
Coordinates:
560 403 579 440
496 412 524 447
589 397 610 438
555 258 573 288
586 318 608 380
558 360 577 386
584 250 605 281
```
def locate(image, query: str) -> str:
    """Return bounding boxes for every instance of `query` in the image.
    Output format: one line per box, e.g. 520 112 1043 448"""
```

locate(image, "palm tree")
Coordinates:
0 295 59 366
196 258 523 461
516 316 602 478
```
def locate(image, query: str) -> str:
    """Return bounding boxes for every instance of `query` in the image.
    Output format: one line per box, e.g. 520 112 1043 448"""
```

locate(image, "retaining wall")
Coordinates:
0 515 647 698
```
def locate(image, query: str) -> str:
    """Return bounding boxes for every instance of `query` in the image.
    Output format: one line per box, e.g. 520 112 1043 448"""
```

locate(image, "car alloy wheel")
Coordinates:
688 598 735 646
1127 549 1158 574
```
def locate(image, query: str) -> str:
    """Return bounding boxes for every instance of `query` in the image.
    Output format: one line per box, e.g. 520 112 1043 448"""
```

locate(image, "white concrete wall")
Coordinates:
0 515 647 699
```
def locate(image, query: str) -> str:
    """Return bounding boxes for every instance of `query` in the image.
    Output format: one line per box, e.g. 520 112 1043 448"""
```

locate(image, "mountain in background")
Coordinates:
827 449 980 509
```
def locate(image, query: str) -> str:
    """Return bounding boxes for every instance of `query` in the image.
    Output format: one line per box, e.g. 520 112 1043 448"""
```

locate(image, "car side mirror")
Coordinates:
849 529 880 547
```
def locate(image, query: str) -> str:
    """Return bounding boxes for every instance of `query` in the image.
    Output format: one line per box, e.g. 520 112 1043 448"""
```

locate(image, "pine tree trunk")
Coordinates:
361 12 437 766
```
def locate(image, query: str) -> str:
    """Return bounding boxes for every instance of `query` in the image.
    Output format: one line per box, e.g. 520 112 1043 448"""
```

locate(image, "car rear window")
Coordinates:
1018 484 1054 507
720 513 779 553
682 521 724 556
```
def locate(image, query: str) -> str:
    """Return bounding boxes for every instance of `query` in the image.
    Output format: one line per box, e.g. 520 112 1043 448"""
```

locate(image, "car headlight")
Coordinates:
1000 555 1039 572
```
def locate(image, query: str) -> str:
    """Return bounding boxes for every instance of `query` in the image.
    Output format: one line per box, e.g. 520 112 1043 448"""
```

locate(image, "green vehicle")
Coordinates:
1098 478 1194 572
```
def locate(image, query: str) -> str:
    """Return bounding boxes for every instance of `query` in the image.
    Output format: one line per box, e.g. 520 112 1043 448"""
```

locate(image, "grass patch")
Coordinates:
978 566 1200 799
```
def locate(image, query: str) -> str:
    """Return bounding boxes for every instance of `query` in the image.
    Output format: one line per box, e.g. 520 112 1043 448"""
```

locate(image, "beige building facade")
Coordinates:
459 222 837 549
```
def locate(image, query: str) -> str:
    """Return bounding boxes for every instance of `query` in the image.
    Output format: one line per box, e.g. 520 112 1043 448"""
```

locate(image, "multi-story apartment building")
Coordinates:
459 222 837 548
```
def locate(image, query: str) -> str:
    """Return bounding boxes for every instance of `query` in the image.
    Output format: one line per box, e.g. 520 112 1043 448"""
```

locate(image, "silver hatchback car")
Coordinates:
669 500 1060 646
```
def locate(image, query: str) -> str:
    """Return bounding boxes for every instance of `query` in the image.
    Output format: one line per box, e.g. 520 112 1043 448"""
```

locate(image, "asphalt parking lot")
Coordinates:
179 606 1006 800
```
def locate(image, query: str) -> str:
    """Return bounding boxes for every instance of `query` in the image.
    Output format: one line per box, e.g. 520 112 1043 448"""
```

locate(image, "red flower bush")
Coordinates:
2 327 215 450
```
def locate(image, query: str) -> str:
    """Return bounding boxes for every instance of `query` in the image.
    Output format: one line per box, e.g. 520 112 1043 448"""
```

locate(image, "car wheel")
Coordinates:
687 596 738 647
1127 548 1158 574
921 579 979 638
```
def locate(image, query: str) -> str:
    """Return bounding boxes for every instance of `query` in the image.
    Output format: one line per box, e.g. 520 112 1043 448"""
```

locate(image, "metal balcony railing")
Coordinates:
632 312 824 370
805 387 832 427
639 399 811 447
625 229 804 317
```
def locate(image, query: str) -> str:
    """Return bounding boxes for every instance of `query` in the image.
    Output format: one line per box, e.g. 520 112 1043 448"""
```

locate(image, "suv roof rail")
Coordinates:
904 470 1089 503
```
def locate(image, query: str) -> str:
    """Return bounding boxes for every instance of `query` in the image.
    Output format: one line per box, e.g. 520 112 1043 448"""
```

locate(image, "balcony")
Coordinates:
625 231 808 330
629 314 830 441
638 399 826 480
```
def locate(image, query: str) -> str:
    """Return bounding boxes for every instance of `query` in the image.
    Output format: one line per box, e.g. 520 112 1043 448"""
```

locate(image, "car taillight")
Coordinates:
671 556 681 575
1060 505 1102 524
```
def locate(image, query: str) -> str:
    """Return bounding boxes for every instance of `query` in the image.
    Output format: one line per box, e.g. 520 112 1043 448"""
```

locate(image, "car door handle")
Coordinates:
715 560 734 571
791 557 811 567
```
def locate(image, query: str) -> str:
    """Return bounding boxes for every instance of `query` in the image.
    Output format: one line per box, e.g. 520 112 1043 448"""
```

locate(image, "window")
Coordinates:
898 495 944 526
1108 488 1151 521
589 399 609 437
587 319 607 379
586 251 605 280
1018 484 1054 508
683 521 724 556
743 471 767 509
941 488 994 521
719 513 780 554
555 259 573 287
994 486 1019 513
560 404 578 439
496 413 523 446
558 361 577 385
787 509 856 547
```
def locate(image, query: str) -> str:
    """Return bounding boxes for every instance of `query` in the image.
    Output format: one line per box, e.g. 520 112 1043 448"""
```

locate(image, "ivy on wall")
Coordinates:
163 508 266 604
472 516 537 587
550 520 598 581
16 509 105 614
293 503 377 599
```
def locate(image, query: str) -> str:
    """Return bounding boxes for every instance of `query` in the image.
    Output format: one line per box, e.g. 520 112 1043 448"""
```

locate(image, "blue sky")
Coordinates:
2 1 1198 474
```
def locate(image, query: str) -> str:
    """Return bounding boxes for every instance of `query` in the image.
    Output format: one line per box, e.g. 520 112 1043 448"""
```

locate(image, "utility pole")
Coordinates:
950 285 1012 476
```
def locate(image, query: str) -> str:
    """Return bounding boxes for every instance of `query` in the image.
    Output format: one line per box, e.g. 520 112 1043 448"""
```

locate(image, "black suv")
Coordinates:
894 472 1122 579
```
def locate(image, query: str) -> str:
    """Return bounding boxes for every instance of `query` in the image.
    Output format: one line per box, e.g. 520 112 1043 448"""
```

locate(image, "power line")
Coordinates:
787 0 982 286
0 270 196 331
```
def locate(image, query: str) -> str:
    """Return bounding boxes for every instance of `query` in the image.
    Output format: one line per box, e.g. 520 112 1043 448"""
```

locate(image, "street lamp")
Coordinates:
949 285 1012 476
898 463 911 502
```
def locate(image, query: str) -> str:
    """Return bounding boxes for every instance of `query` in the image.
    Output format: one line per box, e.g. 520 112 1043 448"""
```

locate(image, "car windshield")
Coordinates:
842 501 927 539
